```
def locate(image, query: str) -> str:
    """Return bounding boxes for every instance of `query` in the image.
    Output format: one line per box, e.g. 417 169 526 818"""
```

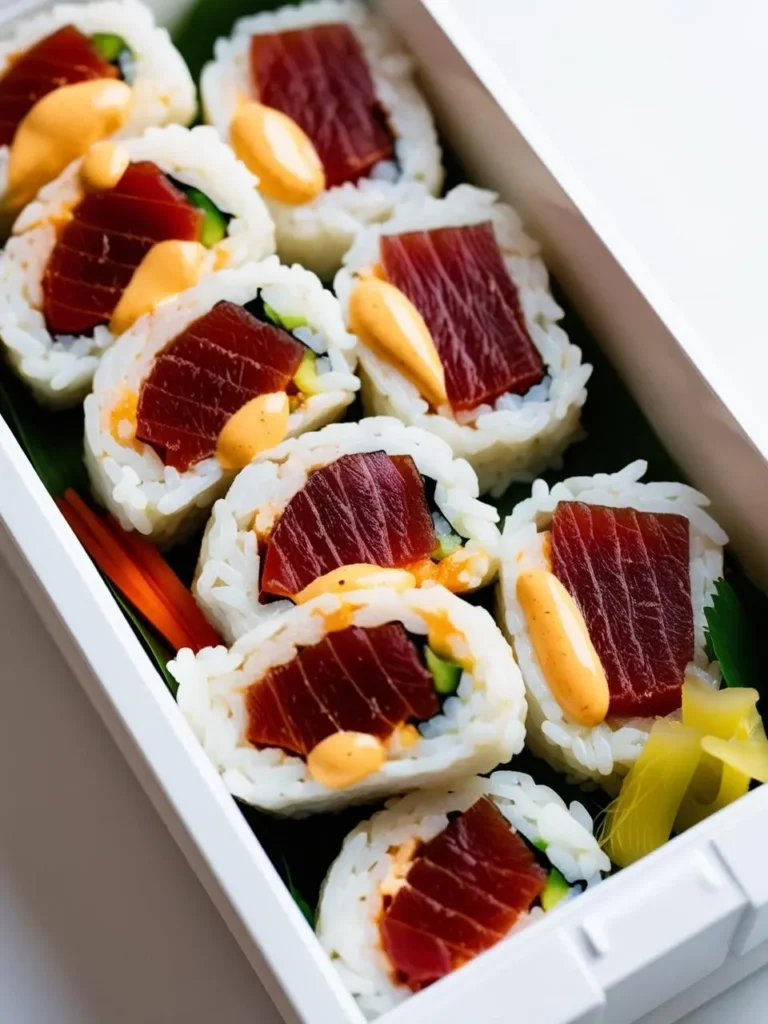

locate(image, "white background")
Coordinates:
0 549 765 1023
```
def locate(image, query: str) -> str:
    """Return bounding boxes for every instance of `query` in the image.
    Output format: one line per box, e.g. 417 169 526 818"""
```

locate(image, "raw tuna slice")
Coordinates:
250 23 394 188
136 300 305 471
42 161 202 337
551 501 694 718
260 451 437 599
380 222 545 412
246 623 438 755
0 25 118 147
381 798 547 990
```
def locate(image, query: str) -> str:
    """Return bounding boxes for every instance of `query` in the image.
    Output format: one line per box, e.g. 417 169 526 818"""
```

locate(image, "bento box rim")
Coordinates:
2 410 768 1024
0 1 766 1021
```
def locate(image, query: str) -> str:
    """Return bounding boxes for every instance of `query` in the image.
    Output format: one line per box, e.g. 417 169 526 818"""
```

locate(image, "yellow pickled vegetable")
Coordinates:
676 678 767 830
601 721 702 868
682 676 758 738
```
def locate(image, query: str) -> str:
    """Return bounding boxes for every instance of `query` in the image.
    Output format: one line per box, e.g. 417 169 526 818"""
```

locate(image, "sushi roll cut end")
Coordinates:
201 1 443 276
317 773 610 1014
336 186 590 494
171 586 526 815
499 463 727 784
0 4 197 215
235 20 395 201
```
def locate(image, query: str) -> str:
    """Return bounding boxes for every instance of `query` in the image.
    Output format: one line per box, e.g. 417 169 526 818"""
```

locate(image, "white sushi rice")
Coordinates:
316 770 610 1018
200 0 443 280
170 586 527 816
0 124 276 407
0 0 197 206
195 417 501 643
498 460 727 788
335 185 592 497
84 258 359 545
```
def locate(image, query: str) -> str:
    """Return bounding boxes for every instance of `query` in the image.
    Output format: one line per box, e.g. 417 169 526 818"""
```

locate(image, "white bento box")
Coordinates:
2 1 768 1023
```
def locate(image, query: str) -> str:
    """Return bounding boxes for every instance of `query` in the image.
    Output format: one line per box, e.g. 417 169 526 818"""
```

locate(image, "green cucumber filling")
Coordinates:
432 532 462 562
90 33 134 81
540 868 570 912
424 645 462 696
168 179 230 248
292 349 322 396
264 301 309 332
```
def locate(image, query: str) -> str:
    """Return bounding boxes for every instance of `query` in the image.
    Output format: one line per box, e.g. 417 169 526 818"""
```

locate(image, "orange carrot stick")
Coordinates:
62 489 200 647
116 523 222 650
56 496 191 651
56 492 216 653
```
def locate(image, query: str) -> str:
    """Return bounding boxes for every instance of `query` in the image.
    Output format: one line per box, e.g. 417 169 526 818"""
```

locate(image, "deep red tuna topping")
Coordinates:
246 623 438 755
0 25 118 148
135 300 305 471
42 161 202 337
260 451 437 599
551 501 694 718
250 23 395 189
380 798 547 991
380 222 545 412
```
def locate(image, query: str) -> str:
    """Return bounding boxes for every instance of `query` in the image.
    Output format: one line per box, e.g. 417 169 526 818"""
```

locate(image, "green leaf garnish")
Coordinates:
282 861 315 926
264 301 308 331
432 533 462 562
704 578 760 689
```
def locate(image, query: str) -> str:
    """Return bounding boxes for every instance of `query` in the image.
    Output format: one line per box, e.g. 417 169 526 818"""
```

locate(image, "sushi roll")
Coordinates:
335 185 592 496
317 771 610 1016
0 124 275 407
0 0 196 218
195 417 500 643
85 259 359 545
200 0 442 279
498 461 727 788
170 586 527 815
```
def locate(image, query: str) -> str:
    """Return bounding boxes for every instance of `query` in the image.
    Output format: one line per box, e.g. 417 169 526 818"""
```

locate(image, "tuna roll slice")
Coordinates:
1 124 275 407
170 587 527 815
246 623 439 755
316 772 610 1015
43 161 202 336
135 300 304 472
194 419 502 643
85 261 359 545
336 185 592 496
551 501 694 718
200 1 442 277
259 451 437 599
380 222 545 412
0 25 118 148
0 1 196 216
250 23 394 189
498 461 728 787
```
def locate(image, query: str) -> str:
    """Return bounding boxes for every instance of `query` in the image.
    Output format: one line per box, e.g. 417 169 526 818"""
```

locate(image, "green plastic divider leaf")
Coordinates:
705 578 762 690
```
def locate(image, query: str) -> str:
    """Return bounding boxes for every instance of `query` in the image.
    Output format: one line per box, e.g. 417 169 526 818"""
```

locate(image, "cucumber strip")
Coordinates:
171 182 229 248
432 533 462 561
264 300 308 331
541 868 570 912
292 349 324 396
91 32 129 63
424 645 462 696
